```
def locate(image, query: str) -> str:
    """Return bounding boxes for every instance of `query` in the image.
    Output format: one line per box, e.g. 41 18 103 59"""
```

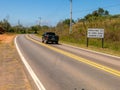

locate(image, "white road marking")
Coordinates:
14 36 46 90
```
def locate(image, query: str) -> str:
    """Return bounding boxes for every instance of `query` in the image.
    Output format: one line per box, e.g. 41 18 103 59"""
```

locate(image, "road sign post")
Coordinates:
102 38 104 48
86 38 89 47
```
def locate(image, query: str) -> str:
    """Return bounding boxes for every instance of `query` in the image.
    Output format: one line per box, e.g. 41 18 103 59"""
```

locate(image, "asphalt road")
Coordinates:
16 34 120 90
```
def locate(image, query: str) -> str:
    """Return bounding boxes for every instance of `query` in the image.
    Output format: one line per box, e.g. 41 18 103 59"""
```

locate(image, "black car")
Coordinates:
42 32 59 44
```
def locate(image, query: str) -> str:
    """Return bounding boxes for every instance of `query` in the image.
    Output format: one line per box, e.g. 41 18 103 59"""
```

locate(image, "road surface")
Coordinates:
15 34 120 90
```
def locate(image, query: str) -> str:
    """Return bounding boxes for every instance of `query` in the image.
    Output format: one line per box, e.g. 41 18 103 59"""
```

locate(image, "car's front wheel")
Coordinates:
55 41 58 44
45 40 48 44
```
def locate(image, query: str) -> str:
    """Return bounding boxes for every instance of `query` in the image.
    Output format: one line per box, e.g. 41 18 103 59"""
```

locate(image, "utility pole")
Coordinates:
18 20 21 26
38 17 41 26
69 0 72 34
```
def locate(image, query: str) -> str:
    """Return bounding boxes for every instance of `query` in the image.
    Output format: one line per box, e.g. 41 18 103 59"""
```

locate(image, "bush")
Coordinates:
0 27 5 34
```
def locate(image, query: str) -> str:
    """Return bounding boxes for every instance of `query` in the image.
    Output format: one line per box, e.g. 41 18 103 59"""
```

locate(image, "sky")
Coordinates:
0 0 120 26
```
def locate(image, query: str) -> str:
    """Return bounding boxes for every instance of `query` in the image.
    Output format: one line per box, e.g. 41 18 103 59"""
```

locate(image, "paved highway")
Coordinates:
15 34 120 90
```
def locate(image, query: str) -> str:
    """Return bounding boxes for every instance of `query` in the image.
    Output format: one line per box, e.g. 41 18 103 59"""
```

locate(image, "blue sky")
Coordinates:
0 0 120 26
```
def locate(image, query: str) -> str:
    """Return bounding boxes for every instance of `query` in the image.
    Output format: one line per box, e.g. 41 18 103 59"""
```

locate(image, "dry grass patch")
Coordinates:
0 34 15 43
0 34 33 90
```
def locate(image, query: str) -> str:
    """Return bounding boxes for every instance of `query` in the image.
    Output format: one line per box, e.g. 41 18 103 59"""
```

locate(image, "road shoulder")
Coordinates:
0 34 33 90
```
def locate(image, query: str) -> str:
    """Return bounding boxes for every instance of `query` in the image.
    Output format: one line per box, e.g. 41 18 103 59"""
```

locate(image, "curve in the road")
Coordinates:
26 35 120 77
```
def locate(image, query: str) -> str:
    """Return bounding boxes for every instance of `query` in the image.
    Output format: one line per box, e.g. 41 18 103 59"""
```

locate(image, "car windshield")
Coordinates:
46 32 55 35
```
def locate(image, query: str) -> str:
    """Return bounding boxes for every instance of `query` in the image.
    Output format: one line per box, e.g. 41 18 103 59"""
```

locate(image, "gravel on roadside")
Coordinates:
0 34 33 90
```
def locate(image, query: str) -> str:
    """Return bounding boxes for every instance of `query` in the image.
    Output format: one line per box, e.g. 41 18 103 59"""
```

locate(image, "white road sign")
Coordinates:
87 28 104 38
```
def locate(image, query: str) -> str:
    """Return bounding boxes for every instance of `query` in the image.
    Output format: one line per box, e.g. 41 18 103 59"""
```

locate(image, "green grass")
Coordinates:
36 33 120 57
59 39 120 57
37 16 120 57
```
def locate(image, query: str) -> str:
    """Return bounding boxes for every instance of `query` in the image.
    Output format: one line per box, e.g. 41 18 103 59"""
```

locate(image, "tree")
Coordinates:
31 26 38 34
105 10 109 15
0 27 5 34
85 14 92 20
98 8 104 16
92 10 99 17
0 19 11 32
42 25 49 30
84 8 110 20
63 19 75 26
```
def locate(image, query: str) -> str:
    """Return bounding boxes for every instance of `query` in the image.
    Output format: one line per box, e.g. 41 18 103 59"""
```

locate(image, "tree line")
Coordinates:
0 8 119 34
0 19 46 34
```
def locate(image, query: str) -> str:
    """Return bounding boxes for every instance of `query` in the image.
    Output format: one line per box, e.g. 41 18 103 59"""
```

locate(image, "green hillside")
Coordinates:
59 15 120 52
38 9 120 55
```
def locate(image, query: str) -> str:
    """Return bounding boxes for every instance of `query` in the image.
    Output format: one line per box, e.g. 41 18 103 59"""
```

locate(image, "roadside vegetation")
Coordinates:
37 8 120 56
0 8 120 56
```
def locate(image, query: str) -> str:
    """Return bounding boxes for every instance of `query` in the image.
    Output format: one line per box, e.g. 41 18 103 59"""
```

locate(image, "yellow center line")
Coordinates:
26 35 120 77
